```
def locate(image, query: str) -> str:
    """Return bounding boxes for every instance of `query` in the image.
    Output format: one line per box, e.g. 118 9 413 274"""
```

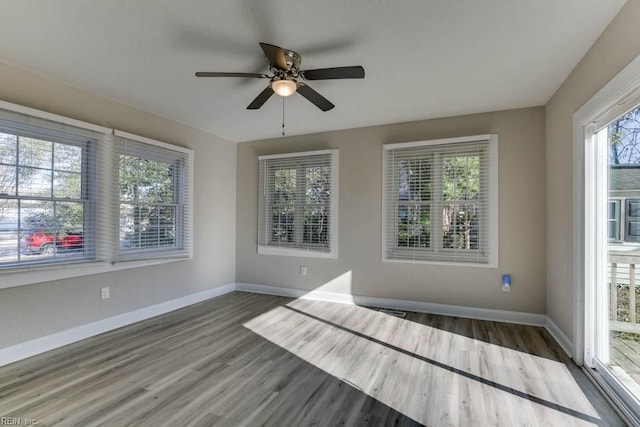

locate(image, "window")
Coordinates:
116 133 192 260
0 109 98 268
383 135 498 266
0 101 193 287
625 198 640 243
608 199 622 242
258 150 338 258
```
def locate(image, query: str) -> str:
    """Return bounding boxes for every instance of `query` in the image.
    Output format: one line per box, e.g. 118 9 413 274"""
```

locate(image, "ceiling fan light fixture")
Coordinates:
271 79 297 97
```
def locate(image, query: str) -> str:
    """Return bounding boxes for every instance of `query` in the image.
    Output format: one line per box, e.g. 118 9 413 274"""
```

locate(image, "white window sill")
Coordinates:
258 245 337 259
382 257 498 268
0 256 191 290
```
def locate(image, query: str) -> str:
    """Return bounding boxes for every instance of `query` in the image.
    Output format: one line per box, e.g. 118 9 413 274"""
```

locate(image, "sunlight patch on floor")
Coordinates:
243 300 601 426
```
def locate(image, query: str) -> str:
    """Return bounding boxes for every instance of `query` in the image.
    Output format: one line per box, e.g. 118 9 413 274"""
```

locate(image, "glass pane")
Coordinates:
19 200 56 259
274 168 296 204
271 206 294 243
119 203 135 246
20 200 55 231
0 165 16 196
18 166 51 197
18 137 52 168
608 201 620 219
627 221 640 241
56 202 84 231
303 205 328 245
0 199 18 264
156 206 176 247
124 204 148 248
54 143 82 173
443 155 480 201
122 204 148 248
119 156 174 203
53 202 84 253
0 229 18 264
148 160 174 203
628 200 640 219
0 133 17 165
139 205 175 248
397 204 430 248
399 159 431 203
0 198 17 230
443 203 479 250
54 171 82 199
119 155 137 202
305 166 330 204
609 220 620 241
120 204 175 249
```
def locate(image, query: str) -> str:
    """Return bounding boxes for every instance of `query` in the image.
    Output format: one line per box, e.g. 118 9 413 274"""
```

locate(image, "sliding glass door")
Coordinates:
585 104 640 421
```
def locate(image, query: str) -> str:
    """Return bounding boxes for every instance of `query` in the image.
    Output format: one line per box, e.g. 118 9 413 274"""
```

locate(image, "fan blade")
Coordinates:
247 87 274 110
259 43 288 70
195 72 267 78
296 84 335 111
301 66 365 80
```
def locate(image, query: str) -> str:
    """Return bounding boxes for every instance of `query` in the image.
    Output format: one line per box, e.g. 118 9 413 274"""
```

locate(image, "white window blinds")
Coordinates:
115 132 192 261
0 102 193 277
383 135 498 266
0 108 103 268
258 150 338 258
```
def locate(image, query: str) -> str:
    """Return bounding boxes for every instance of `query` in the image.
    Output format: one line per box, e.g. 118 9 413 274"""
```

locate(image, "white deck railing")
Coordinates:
610 254 640 333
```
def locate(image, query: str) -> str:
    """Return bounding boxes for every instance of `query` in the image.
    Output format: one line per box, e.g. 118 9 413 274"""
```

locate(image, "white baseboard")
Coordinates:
2 282 576 368
236 282 547 326
0 283 236 368
544 315 575 358
237 283 578 357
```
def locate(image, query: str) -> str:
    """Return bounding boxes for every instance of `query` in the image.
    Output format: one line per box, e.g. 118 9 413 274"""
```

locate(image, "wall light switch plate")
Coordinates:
101 287 110 300
300 266 307 276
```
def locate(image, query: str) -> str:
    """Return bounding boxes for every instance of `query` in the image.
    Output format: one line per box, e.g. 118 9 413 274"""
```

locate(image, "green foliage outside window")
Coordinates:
119 155 176 249
442 155 479 250
270 165 331 246
396 154 480 250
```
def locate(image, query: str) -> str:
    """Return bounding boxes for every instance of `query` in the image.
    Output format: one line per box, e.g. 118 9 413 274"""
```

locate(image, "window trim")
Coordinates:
257 149 339 259
382 134 499 267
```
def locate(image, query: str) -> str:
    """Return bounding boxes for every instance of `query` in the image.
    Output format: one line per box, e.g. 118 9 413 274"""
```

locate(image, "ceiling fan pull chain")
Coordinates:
282 95 286 136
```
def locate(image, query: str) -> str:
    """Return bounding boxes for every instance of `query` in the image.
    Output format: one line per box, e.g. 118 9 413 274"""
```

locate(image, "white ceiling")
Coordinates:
0 0 627 142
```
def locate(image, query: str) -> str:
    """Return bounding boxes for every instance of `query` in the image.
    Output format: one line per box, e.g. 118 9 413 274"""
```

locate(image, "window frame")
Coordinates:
608 198 623 242
0 109 100 270
114 130 193 261
257 149 339 259
382 134 499 267
625 198 640 243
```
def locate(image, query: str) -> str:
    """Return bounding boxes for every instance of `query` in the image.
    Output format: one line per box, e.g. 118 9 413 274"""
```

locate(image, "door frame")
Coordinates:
573 53 640 424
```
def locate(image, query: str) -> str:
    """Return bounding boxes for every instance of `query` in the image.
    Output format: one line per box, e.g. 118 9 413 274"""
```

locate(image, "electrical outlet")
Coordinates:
501 275 511 292
300 266 307 276
100 287 110 300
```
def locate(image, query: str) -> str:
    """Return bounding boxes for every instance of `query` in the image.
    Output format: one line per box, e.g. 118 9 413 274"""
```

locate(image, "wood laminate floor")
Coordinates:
0 292 626 426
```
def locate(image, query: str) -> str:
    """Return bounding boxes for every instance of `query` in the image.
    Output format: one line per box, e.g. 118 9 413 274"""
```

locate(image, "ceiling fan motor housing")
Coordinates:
282 49 301 72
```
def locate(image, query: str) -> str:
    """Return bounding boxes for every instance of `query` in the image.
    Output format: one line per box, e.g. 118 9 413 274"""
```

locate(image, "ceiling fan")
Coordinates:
195 42 365 112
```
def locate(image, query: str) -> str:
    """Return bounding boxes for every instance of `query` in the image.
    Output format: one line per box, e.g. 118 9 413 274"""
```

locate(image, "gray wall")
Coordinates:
237 107 547 313
546 0 640 342
0 64 237 348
